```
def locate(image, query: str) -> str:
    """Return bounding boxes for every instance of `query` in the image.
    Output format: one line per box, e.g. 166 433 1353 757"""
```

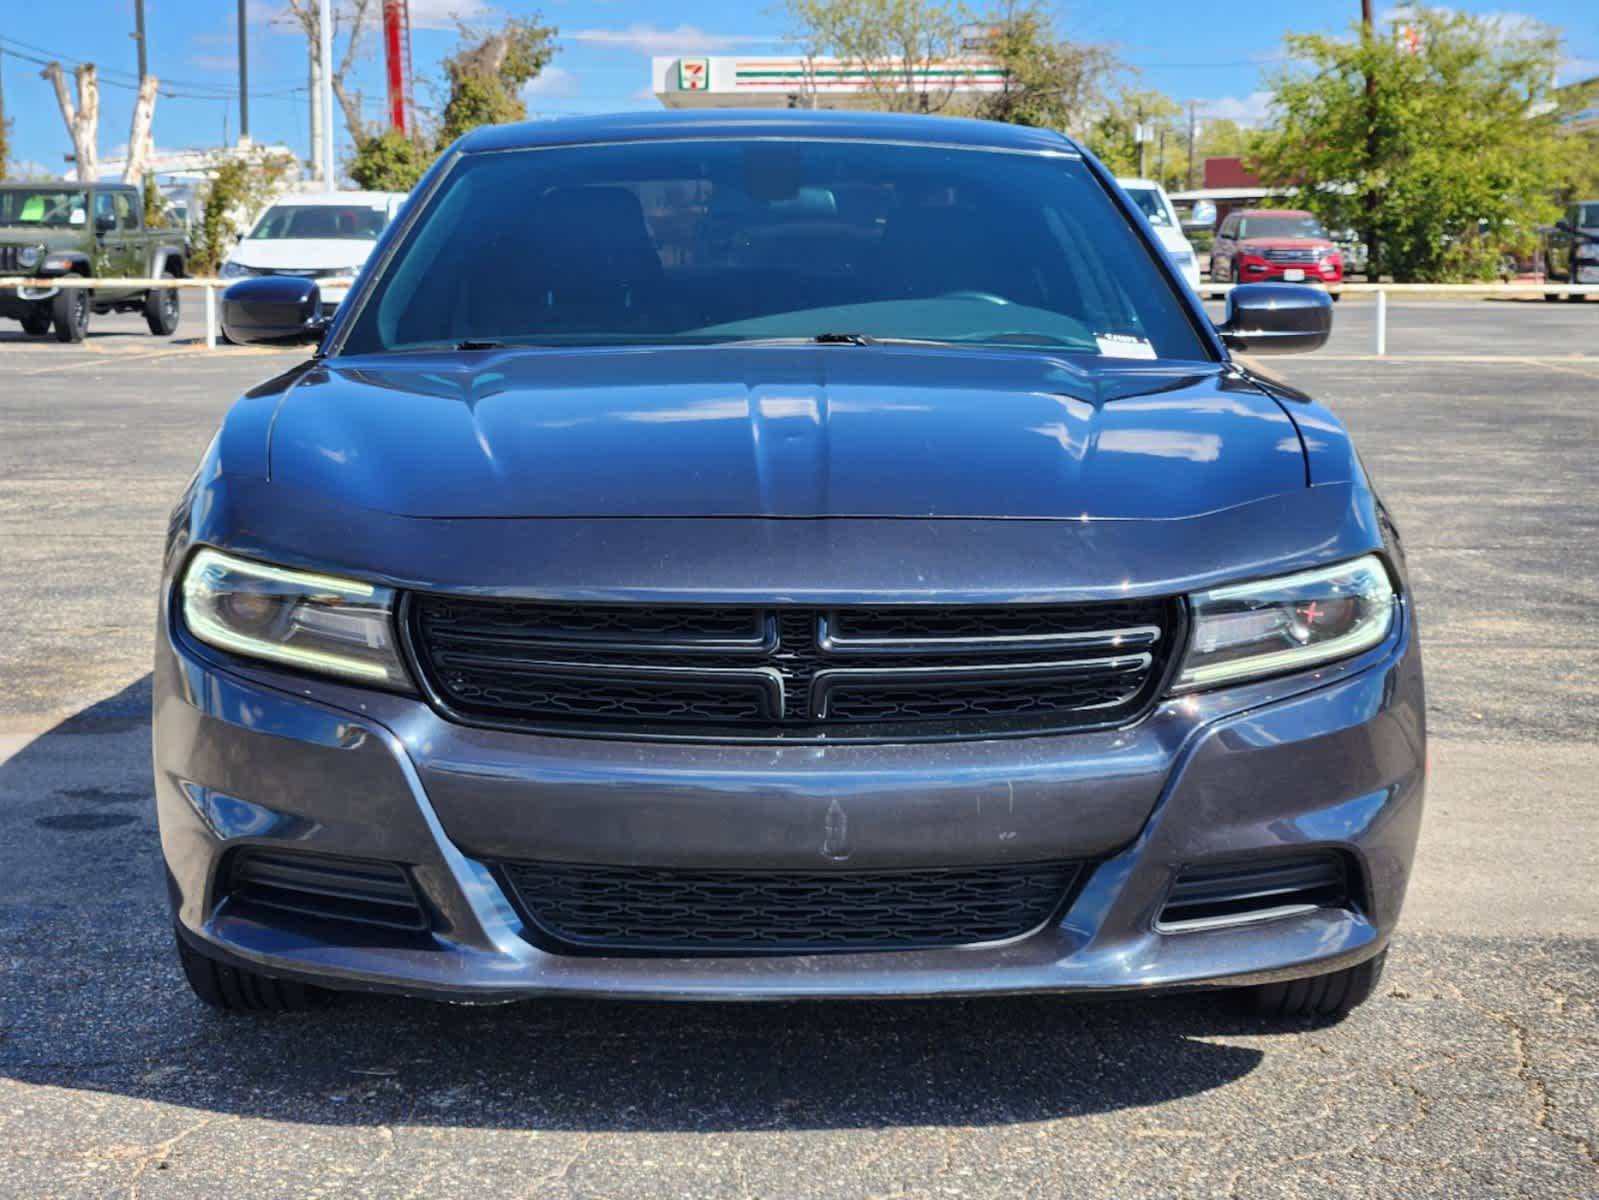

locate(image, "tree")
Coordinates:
285 0 379 152
977 1 1113 131
142 172 170 229
784 0 968 114
1086 88 1183 185
1250 10 1568 281
189 147 298 275
347 14 558 191
438 16 559 142
41 63 99 182
348 127 433 192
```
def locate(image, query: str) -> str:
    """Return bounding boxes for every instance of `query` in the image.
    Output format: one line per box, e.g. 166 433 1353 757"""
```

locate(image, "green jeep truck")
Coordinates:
0 181 187 342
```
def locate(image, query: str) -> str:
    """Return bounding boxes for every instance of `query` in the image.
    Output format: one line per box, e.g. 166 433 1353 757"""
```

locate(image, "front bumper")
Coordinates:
155 594 1425 1002
1238 263 1343 292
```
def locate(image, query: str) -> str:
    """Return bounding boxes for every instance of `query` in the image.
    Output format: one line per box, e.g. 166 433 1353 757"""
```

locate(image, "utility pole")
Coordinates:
133 0 148 81
1186 101 1197 190
317 0 334 185
237 0 249 142
1361 0 1378 280
308 28 324 180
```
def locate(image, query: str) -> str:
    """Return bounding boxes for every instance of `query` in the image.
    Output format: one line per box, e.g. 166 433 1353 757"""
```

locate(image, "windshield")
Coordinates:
339 139 1209 361
249 203 389 241
0 188 89 228
1237 214 1326 240
1123 186 1173 227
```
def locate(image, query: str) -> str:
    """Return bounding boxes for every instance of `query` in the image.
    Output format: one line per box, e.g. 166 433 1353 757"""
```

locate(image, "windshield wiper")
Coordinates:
455 339 510 350
812 332 879 346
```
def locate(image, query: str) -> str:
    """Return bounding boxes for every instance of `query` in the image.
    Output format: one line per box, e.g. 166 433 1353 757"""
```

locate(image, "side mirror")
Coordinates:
95 214 117 235
221 276 330 347
1216 283 1333 355
1555 218 1572 234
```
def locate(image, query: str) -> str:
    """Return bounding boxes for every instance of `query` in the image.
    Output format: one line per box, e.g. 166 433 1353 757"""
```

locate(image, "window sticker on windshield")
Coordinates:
1095 333 1157 360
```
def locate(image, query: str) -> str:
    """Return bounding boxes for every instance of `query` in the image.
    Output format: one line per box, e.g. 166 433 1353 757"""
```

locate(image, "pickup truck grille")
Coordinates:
407 597 1179 741
1261 248 1322 265
0 245 29 272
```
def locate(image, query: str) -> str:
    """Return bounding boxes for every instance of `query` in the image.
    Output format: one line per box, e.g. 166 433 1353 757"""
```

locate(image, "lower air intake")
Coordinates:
223 848 428 933
1158 853 1351 932
498 860 1083 955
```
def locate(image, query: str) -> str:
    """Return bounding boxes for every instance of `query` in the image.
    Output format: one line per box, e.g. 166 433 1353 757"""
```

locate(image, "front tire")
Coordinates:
1235 949 1388 1021
175 930 330 1013
144 267 181 335
52 279 90 342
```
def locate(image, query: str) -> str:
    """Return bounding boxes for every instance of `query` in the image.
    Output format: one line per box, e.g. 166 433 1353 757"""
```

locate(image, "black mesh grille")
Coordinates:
409 596 1178 741
498 860 1082 954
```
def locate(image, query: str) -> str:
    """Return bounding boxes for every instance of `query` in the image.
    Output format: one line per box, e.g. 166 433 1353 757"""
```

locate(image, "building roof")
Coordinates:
457 109 1078 158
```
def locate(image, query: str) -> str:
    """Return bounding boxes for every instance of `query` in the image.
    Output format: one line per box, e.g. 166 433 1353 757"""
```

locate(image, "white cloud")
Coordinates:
524 66 580 100
249 0 484 34
407 0 492 30
1196 91 1274 126
570 24 767 56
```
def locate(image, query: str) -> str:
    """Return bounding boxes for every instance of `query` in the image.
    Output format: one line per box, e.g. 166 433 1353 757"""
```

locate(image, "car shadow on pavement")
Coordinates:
0 678 1282 1133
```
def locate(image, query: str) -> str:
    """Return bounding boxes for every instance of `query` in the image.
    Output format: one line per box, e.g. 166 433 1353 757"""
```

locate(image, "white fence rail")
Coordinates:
4 276 1598 357
1201 281 1599 355
0 276 233 348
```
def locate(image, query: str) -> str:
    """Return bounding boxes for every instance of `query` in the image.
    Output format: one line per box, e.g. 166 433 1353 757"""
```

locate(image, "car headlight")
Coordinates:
218 261 254 279
18 246 43 270
1172 555 1396 692
180 548 411 689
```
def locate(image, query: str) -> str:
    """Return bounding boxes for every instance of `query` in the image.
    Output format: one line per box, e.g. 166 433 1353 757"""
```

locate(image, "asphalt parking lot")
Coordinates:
1 297 1596 1198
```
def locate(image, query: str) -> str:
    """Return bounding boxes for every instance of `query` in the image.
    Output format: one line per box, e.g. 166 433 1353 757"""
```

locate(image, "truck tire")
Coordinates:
21 310 52 336
52 278 90 342
144 266 181 336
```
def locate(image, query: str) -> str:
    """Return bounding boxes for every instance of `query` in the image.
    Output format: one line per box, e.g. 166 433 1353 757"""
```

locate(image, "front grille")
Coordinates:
1157 854 1351 932
0 245 22 272
1262 248 1321 265
408 597 1179 741
222 848 428 932
497 860 1083 954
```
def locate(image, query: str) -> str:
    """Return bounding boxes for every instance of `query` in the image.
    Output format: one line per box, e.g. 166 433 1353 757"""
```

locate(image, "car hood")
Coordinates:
228 239 378 271
264 345 1305 520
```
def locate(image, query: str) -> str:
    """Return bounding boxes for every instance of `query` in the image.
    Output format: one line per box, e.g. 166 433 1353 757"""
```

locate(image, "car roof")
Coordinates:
1239 208 1313 218
457 109 1080 157
272 191 407 206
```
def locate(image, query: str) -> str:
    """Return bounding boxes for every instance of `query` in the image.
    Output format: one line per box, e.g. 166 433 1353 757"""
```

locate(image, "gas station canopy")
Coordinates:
651 55 1008 109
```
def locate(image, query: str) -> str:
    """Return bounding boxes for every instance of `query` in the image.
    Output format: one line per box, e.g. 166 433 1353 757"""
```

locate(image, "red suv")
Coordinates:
1210 209 1343 297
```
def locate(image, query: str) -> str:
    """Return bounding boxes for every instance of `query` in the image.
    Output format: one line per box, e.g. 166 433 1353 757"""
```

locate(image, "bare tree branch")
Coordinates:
41 62 98 182
122 75 160 184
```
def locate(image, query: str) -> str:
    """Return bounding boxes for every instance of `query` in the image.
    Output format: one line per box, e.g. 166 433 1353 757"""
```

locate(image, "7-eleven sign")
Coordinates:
678 58 709 90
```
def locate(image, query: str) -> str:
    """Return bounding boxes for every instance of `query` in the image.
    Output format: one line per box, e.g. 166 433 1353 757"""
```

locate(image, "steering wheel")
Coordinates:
940 291 1012 305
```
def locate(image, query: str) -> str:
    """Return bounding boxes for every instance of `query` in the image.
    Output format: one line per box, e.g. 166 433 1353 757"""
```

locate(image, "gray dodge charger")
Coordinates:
155 111 1424 1019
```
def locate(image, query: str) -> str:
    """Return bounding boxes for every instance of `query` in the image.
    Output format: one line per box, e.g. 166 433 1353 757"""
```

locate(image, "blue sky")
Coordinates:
2 0 1595 176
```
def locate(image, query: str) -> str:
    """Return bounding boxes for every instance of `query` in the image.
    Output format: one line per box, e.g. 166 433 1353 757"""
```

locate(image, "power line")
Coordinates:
0 35 306 100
